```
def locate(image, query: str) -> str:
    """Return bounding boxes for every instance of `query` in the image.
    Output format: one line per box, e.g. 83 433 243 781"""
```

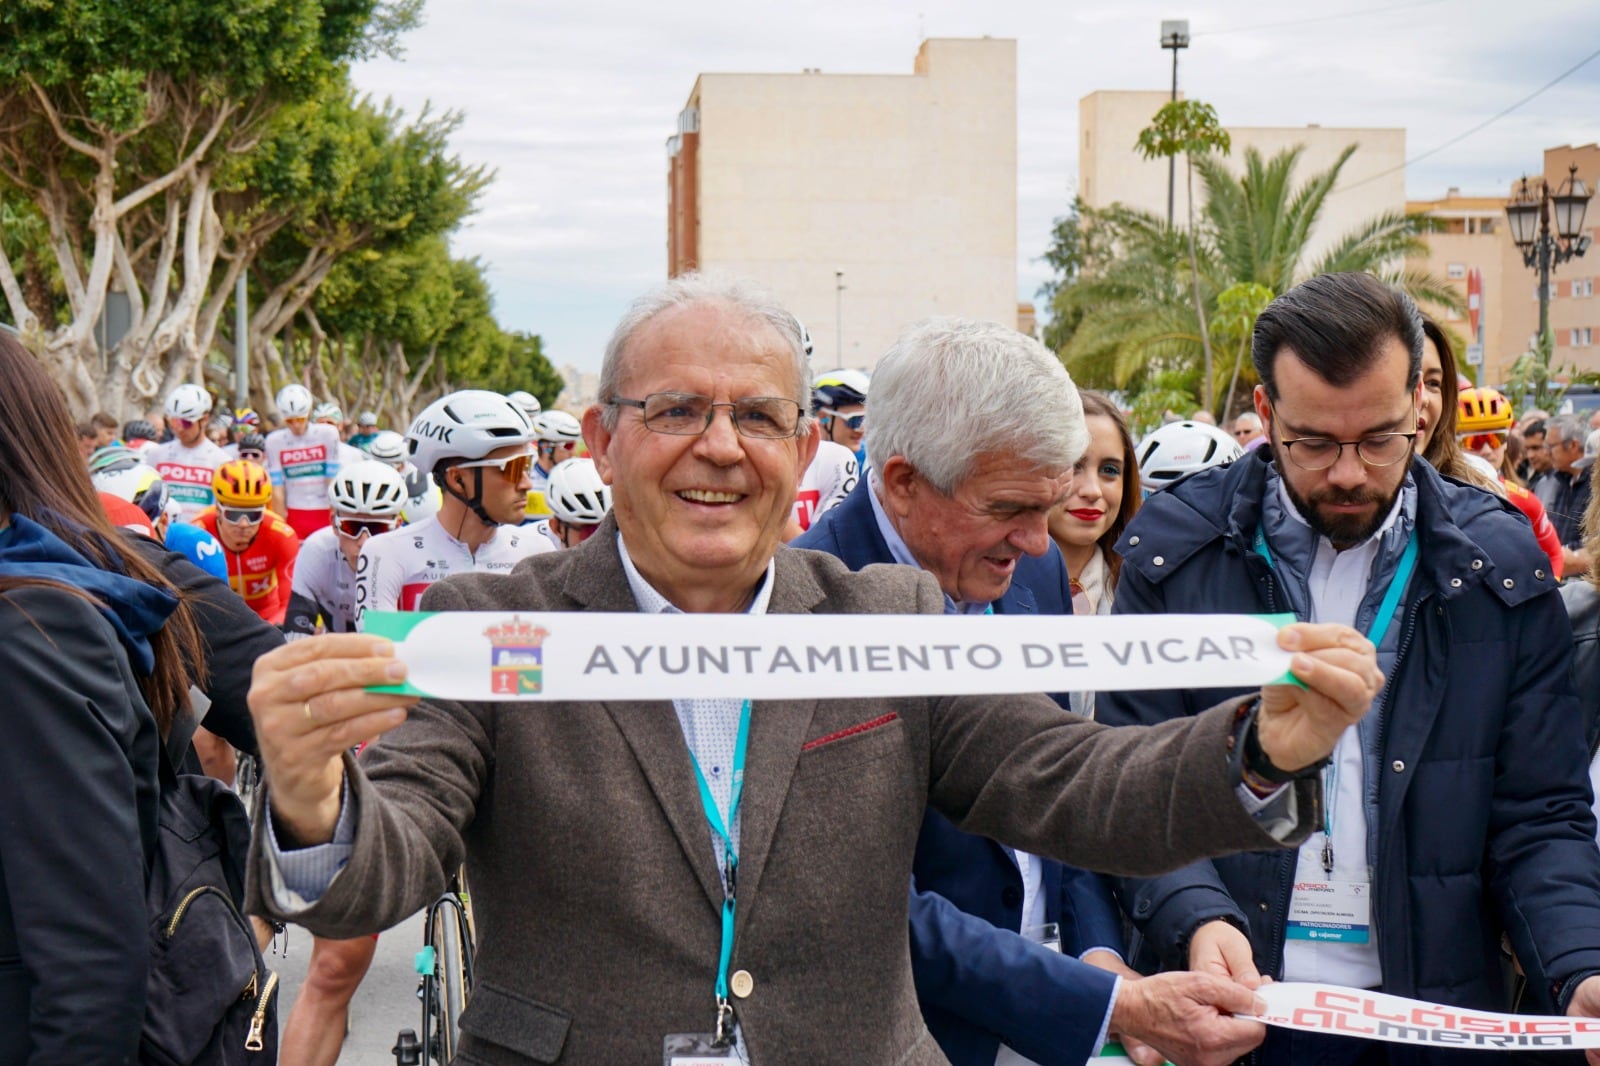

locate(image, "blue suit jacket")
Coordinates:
793 481 1123 1066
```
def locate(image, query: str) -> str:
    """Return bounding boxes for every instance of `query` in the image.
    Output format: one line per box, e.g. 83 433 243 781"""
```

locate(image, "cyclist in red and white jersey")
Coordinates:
285 461 408 640
147 384 230 523
785 438 858 540
355 390 554 627
193 459 302 624
266 384 343 540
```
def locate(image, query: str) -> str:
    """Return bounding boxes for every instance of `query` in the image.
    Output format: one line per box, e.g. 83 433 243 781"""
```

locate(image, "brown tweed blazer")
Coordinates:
248 518 1314 1064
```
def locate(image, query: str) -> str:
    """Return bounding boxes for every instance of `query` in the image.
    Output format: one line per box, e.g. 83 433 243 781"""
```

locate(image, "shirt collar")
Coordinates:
868 483 992 615
616 533 774 616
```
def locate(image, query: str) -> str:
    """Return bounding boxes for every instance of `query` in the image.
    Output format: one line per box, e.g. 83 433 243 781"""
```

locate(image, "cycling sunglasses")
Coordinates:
219 506 266 525
335 516 399 539
452 451 534 484
821 408 866 431
1460 432 1506 451
170 417 199 430
238 449 266 463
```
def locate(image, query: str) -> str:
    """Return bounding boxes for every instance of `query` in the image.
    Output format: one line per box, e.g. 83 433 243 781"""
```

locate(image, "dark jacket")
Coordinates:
1562 579 1600 758
796 481 1122 1066
0 520 169 1064
1099 451 1600 1061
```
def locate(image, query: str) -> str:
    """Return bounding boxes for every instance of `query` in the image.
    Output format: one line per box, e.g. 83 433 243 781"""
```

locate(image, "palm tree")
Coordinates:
1050 141 1460 422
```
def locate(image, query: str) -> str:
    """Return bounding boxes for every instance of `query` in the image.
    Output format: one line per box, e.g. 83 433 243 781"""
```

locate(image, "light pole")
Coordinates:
1505 163 1592 369
1159 19 1190 228
834 269 845 369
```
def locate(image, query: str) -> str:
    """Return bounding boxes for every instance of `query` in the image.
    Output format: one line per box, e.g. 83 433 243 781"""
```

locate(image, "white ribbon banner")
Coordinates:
1244 982 1600 1051
363 610 1296 702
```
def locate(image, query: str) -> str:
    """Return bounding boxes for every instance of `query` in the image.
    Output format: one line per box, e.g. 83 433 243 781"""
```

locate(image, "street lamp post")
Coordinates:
834 269 845 369
1505 163 1593 363
1159 19 1190 229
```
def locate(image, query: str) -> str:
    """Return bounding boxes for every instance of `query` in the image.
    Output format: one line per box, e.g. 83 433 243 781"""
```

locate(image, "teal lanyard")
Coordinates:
687 699 752 1042
1254 527 1419 870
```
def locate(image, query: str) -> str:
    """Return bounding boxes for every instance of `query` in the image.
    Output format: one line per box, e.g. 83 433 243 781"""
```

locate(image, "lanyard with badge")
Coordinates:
664 699 752 1065
1254 527 1418 945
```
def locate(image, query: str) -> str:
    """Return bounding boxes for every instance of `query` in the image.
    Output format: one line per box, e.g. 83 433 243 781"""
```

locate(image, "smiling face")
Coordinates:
1049 413 1125 555
880 450 1071 607
1415 334 1445 455
584 301 817 612
1256 336 1418 550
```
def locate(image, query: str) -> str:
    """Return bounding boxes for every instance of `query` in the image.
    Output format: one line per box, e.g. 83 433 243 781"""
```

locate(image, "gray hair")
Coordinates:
1233 411 1263 431
597 273 811 431
866 318 1089 494
1548 413 1587 447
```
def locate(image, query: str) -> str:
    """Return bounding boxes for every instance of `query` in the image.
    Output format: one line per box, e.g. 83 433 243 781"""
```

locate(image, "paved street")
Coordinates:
270 909 430 1065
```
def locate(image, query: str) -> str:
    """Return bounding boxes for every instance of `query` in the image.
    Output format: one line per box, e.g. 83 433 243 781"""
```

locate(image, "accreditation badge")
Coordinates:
1286 850 1372 944
663 1033 736 1065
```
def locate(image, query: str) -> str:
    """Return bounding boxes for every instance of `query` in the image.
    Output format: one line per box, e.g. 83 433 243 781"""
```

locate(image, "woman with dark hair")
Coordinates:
1416 316 1501 491
0 331 206 1060
1048 389 1141 717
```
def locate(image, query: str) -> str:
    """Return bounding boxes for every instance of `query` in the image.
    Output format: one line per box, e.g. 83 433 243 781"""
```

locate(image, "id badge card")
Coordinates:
1021 921 1061 953
664 1033 736 1065
1286 853 1372 944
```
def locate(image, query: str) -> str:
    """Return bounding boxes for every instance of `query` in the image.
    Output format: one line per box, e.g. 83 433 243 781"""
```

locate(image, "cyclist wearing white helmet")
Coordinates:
366 428 441 523
355 390 553 624
147 383 229 523
507 389 543 422
265 383 343 540
286 461 408 641
544 457 612 548
525 409 583 518
1135 419 1243 497
812 370 869 462
785 439 858 540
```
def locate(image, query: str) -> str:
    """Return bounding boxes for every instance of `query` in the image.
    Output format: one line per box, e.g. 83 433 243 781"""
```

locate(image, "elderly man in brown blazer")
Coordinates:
247 275 1384 1065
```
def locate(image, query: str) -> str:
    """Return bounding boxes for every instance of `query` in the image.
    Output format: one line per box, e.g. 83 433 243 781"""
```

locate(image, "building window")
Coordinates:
1576 278 1594 298
1572 327 1593 347
1447 263 1466 279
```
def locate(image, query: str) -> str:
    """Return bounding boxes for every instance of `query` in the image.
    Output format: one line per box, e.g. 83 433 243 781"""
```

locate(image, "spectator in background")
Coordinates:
1414 317 1500 491
1188 409 1217 425
1519 416 1552 484
1231 411 1265 448
1534 413 1593 577
90 411 120 448
76 420 99 459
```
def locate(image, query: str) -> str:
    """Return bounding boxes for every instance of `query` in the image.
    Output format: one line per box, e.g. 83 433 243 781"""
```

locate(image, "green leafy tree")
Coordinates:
0 0 419 414
1136 100 1231 411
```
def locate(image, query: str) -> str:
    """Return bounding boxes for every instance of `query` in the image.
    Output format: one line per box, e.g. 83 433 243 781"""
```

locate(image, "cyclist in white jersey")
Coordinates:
365 429 441 523
266 384 343 541
785 438 858 539
355 390 553 627
147 383 230 523
525 409 582 519
284 461 407 640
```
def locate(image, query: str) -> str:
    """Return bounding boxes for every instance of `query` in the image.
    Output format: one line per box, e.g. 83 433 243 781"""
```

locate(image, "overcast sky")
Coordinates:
349 0 1600 375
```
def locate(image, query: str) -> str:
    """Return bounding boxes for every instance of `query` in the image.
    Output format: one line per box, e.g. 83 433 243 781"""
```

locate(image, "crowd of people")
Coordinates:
6 269 1600 1066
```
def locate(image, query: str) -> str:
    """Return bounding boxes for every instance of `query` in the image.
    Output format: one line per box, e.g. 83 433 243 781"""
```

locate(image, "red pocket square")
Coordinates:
801 712 900 752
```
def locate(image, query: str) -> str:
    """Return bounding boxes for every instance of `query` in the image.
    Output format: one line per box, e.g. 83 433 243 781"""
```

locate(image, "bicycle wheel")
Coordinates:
431 900 469 1061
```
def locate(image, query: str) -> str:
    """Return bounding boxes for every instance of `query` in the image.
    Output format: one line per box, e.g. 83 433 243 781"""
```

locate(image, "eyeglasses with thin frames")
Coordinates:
1271 404 1419 471
608 392 803 439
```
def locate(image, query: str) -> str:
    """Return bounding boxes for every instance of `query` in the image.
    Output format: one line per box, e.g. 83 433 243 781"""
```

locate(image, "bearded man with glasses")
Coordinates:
1099 271 1600 1066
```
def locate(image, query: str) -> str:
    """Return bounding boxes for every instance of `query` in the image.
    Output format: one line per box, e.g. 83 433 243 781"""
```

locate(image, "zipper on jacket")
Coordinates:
245 970 279 1051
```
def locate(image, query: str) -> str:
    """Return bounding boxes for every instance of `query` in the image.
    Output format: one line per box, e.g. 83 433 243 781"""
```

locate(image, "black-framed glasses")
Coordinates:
820 408 866 431
608 392 803 439
1274 409 1419 471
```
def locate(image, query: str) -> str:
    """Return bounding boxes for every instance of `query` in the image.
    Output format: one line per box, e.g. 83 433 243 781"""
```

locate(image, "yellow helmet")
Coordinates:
212 459 272 507
1457 387 1513 435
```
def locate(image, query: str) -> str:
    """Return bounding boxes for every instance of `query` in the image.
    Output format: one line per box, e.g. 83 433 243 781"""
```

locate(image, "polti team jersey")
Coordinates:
146 438 231 523
354 514 553 627
265 423 343 510
792 440 859 533
194 507 302 624
284 527 357 639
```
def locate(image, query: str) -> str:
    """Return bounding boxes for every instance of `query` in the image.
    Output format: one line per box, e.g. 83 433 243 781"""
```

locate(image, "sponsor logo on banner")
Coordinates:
486 616 551 695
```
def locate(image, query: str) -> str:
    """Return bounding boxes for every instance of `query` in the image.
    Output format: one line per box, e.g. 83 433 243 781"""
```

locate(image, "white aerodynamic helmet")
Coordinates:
1136 420 1243 496
545 458 612 524
532 410 582 444
407 389 535 476
506 390 543 421
277 384 314 419
312 401 343 424
164 383 213 421
327 460 408 517
366 429 408 465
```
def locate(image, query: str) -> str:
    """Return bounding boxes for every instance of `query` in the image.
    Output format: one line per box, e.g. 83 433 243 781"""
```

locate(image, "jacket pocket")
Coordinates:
796 712 905 779
457 981 571 1063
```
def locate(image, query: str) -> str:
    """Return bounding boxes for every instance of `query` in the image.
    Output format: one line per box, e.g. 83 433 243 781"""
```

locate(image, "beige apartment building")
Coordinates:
666 38 1018 370
1408 144 1600 387
1078 90 1406 276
